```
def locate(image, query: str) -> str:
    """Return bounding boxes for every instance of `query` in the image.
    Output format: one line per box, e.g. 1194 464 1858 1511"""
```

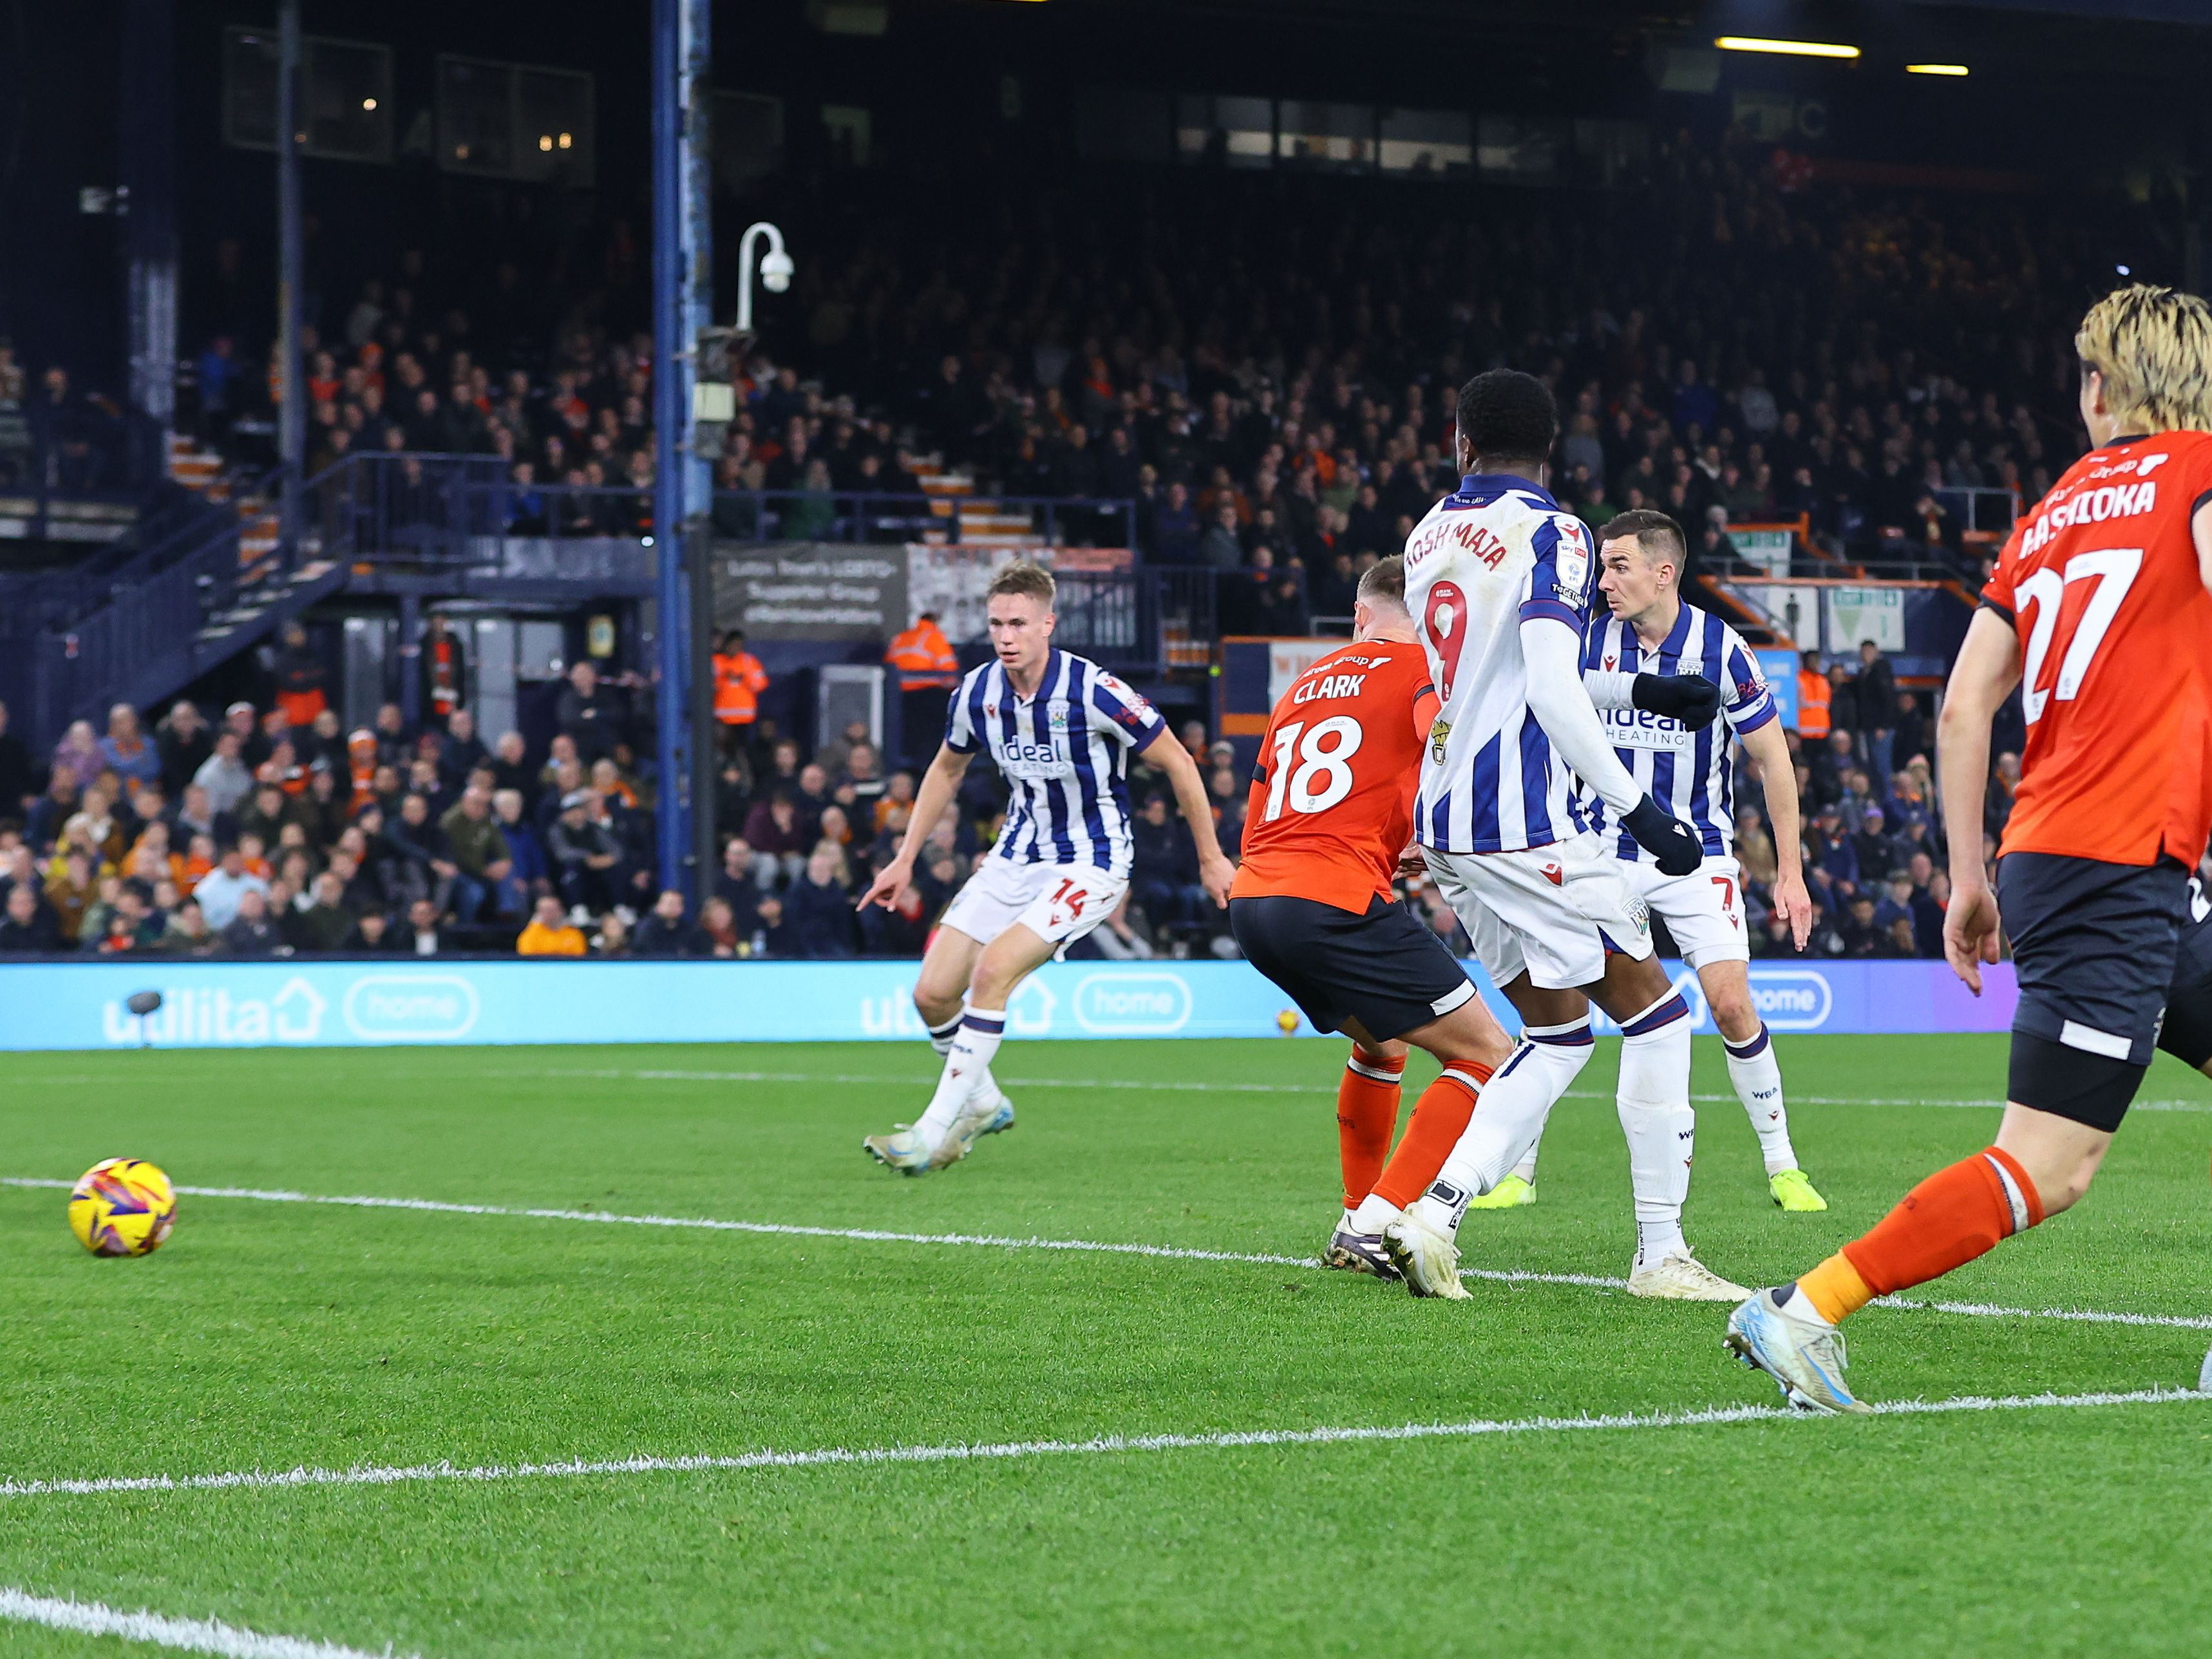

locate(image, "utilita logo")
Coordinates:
102 977 327 1045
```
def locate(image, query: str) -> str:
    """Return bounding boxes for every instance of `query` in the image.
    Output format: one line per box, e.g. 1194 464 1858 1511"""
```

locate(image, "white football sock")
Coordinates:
926 1010 1001 1108
1426 1021 1595 1231
912 1005 1006 1152
1493 1017 1589 1186
1348 1192 1403 1233
1724 1024 1798 1175
1616 989 1695 1269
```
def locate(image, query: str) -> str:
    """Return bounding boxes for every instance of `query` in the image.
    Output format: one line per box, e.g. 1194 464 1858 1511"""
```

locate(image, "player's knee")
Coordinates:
912 981 960 1026
1707 988 1757 1039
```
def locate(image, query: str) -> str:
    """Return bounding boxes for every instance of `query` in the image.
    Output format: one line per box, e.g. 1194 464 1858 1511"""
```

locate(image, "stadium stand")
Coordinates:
0 128 2124 963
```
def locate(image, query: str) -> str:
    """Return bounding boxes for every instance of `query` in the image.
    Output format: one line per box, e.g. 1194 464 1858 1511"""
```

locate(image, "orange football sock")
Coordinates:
1807 1146 2043 1322
1338 1048 1406 1211
1370 1061 1495 1209
1795 1253 1875 1325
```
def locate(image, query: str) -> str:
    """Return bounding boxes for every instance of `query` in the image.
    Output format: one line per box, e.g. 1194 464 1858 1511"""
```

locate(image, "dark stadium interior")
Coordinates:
0 0 2204 963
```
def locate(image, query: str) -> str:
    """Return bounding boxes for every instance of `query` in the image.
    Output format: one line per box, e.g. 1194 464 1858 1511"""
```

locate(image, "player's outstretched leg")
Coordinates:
1702 961 1824 1212
1730 1101 2110 1414
1459 1016 1586 1211
867 924 1051 1174
1600 977 1749 1301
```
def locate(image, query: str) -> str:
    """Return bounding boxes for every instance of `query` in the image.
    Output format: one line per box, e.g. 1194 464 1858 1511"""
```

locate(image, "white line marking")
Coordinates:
0 1588 411 1658
533 1068 2212 1113
0 1387 2204 1502
6 1176 2208 1331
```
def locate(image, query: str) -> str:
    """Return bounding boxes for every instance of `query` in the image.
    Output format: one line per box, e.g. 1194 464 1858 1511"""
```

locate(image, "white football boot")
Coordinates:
1627 1250 1752 1302
862 1127 934 1175
931 1085 1016 1171
1380 1209 1471 1300
1726 1287 1873 1415
1324 1211 1403 1281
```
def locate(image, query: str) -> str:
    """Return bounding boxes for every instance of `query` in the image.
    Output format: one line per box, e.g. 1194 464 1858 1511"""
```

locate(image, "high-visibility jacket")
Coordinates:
712 650 770 725
1796 668 1831 739
885 618 959 691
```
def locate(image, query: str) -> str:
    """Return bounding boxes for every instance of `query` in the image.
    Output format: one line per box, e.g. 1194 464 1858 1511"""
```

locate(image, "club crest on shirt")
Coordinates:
1049 706 1069 730
1428 716 1452 764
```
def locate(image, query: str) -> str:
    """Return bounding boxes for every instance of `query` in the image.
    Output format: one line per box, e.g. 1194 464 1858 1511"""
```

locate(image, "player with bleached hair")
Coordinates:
858 560 1234 1173
1353 368 1748 1301
1729 283 2212 1411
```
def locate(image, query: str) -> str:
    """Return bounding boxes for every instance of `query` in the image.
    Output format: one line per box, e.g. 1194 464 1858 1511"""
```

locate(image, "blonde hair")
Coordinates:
987 560 1057 608
2074 284 2212 434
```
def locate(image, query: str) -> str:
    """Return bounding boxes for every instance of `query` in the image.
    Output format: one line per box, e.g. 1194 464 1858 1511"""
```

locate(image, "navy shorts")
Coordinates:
2157 879 2212 1069
1230 893 1476 1043
1998 852 2187 1119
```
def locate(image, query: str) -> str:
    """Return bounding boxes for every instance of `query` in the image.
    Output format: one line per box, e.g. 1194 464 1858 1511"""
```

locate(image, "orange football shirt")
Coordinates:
1981 430 2212 867
1231 640 1439 913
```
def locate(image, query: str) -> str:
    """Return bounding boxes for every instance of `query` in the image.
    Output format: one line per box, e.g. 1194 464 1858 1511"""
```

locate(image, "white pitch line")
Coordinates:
0 1387 2205 1503
533 1067 2212 1114
7 1175 2209 1331
0 1588 411 1658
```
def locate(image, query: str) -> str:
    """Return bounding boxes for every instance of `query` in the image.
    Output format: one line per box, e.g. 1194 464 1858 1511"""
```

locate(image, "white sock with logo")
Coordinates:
1616 991 1695 1269
1412 1020 1595 1236
913 1005 1006 1152
1491 1017 1591 1186
927 1010 999 1108
1724 1024 1797 1175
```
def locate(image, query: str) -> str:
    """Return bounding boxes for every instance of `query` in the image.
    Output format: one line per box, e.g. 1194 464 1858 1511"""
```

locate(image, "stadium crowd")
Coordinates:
1 126 2147 963
133 129 2099 603
0 628 2016 963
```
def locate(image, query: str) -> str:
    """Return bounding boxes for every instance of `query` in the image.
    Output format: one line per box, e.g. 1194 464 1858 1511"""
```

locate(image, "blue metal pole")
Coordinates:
276 0 303 558
650 0 688 895
677 0 717 904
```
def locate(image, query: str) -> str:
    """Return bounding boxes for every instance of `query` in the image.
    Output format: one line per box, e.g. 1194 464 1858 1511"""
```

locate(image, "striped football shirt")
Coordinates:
945 649 1166 878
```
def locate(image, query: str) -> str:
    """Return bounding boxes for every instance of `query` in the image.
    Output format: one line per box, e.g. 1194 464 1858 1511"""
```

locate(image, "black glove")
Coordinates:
1620 793 1705 877
1631 672 1722 730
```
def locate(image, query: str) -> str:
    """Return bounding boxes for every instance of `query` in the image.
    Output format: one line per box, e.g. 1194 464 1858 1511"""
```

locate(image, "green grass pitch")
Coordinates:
5 1034 2212 1656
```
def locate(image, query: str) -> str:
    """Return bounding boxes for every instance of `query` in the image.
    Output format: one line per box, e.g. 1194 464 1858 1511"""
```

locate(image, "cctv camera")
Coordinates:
759 249 794 293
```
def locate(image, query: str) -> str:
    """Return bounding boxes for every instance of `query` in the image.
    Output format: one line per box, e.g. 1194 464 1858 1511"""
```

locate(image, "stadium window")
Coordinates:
222 26 393 164
716 92 787 190
1072 88 1172 163
1572 118 1651 188
1274 101 1377 172
1377 109 1472 176
822 105 873 169
1476 114 1570 185
435 55 594 185
1175 95 1273 169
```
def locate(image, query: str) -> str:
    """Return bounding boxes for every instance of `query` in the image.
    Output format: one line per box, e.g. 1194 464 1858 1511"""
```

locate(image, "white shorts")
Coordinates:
938 857 1126 956
1422 833 1654 992
1621 855 1748 970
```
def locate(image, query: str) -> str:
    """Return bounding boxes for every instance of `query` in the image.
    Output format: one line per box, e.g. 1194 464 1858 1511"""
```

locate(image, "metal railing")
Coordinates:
1929 484 2020 536
308 455 1139 556
715 489 1137 550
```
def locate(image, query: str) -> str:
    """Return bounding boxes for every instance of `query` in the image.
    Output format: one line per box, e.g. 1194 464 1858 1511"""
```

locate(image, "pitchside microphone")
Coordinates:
126 990 162 1049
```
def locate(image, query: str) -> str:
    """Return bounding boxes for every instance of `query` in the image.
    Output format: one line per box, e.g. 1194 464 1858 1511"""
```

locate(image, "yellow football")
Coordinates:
68 1158 178 1258
1276 1009 1301 1035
